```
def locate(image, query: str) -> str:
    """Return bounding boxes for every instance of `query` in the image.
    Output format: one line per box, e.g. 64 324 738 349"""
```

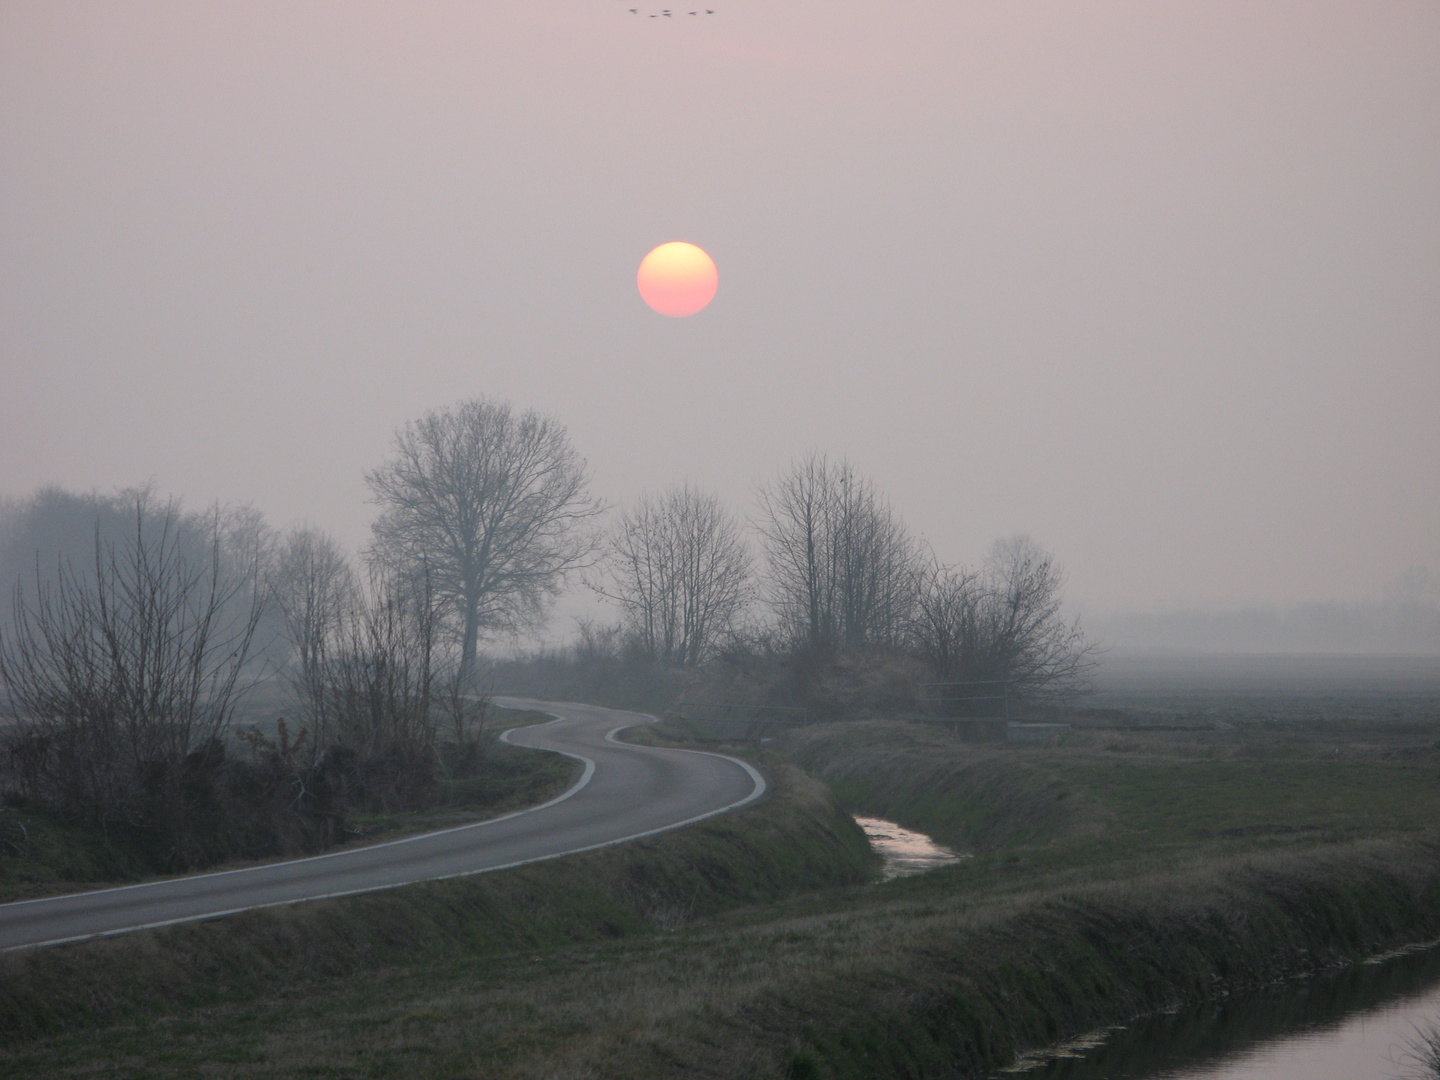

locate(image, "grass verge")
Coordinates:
0 759 875 1049
0 707 573 904
4 833 1436 1077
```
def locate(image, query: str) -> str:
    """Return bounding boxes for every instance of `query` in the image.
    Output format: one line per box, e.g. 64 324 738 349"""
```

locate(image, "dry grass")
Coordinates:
1396 1019 1440 1080
5 834 1439 1078
0 760 876 1049
7 715 1440 1077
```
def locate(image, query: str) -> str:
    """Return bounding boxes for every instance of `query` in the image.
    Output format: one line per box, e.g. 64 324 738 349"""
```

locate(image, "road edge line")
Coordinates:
1 704 761 951
0 711 594 914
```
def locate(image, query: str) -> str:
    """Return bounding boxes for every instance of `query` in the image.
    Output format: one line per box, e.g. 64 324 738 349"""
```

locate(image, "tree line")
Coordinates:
0 395 1093 869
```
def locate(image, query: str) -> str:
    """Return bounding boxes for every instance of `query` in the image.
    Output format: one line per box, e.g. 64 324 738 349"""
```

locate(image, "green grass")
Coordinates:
6 714 1440 1078
340 737 577 845
0 759 876 1050
777 720 1440 858
1056 755 1439 845
6 834 1438 1078
0 803 156 903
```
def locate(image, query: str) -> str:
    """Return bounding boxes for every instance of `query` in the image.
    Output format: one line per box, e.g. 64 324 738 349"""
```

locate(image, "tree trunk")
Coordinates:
461 593 480 686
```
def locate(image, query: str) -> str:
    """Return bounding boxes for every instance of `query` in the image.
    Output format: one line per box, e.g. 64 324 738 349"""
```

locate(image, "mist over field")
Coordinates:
1101 572 1440 656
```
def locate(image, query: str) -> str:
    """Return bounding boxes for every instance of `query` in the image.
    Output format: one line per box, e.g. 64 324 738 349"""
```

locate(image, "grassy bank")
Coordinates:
0 759 875 1049
4 831 1436 1077
760 838 1440 1080
6 714 1440 1077
777 718 1440 860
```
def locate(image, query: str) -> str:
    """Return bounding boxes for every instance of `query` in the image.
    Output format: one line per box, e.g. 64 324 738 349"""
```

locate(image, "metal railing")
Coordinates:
915 680 1014 720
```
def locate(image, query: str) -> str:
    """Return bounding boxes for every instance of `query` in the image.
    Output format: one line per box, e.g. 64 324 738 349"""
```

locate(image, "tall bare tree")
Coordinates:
597 484 752 665
365 398 601 681
755 453 919 656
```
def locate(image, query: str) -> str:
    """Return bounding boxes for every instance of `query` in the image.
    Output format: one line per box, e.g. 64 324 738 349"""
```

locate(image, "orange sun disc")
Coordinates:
637 242 718 317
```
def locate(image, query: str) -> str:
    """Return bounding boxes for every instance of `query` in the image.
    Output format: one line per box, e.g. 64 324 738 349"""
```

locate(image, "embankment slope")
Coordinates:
0 760 875 1045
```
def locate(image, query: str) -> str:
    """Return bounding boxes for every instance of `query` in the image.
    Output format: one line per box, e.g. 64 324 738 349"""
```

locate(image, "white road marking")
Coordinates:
2 703 766 951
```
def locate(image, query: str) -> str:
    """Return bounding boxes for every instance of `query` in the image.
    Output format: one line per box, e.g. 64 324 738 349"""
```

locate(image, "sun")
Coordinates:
637 242 718 317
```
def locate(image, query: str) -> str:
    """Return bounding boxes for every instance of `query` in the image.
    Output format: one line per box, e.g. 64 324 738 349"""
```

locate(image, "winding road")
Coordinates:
0 699 765 952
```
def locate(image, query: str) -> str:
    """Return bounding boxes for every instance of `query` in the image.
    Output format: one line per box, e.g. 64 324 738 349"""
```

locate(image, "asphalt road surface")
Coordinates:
0 699 765 952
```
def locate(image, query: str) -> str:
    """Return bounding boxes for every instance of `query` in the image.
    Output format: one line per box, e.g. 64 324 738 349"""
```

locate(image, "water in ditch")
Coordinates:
853 816 968 879
851 816 1440 1077
1000 942 1440 1079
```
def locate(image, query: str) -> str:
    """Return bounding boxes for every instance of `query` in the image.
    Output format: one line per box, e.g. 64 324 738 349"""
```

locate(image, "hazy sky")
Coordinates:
2 2 1437 629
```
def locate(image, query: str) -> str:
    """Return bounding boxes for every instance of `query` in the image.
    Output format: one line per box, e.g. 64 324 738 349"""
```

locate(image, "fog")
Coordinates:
2 2 1437 646
1102 589 1440 656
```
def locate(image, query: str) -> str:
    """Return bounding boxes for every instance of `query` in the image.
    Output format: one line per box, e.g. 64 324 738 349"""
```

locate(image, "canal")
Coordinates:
853 815 1440 1079
1005 942 1440 1079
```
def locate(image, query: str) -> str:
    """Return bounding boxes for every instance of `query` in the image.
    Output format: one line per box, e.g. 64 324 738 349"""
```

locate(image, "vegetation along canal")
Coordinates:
1005 943 1440 1079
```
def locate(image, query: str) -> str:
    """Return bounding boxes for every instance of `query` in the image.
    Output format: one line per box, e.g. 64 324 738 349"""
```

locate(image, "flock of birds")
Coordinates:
624 7 718 16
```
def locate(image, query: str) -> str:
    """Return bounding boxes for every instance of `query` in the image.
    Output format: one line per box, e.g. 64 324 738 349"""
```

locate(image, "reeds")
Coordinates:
1399 1018 1440 1080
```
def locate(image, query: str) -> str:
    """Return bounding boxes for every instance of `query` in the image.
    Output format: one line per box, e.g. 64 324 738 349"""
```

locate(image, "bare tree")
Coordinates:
268 527 356 741
277 560 490 807
980 535 1097 699
365 398 601 682
910 536 1096 702
597 484 752 665
910 560 985 684
321 570 438 759
217 503 276 581
754 453 919 656
573 616 624 665
0 494 262 834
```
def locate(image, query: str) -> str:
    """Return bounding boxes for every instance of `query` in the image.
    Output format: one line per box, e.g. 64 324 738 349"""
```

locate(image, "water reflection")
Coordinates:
1004 943 1440 1080
853 816 967 879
